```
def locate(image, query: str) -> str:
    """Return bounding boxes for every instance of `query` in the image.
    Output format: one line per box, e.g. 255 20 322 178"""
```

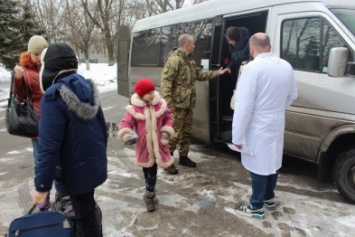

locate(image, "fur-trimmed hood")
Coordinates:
58 78 100 120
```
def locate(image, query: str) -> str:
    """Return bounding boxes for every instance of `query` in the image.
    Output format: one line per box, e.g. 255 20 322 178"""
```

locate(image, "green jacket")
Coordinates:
161 48 220 109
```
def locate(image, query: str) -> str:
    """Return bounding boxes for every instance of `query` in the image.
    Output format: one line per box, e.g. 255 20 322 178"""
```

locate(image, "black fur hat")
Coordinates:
40 43 78 92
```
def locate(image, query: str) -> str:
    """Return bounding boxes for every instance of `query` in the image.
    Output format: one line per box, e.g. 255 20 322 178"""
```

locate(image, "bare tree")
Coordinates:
145 0 185 14
31 0 65 43
62 0 97 69
191 0 208 4
31 0 210 66
128 0 208 20
81 0 125 66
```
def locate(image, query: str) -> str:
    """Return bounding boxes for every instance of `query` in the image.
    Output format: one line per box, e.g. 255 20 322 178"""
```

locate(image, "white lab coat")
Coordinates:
232 53 298 175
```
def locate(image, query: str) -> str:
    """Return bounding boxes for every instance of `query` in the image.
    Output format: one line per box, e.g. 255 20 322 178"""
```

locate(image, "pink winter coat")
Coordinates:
118 91 174 168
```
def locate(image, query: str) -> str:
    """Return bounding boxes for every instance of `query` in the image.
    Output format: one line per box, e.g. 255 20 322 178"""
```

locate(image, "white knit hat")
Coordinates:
28 35 48 53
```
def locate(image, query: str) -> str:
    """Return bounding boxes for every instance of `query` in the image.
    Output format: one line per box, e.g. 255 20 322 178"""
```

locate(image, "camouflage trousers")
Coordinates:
169 108 193 157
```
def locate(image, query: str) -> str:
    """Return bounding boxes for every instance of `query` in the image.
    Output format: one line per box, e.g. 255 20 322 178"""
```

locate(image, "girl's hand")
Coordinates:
14 65 24 78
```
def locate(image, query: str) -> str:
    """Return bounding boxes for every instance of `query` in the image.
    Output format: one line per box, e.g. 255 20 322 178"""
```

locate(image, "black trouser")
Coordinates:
70 190 102 237
143 163 157 192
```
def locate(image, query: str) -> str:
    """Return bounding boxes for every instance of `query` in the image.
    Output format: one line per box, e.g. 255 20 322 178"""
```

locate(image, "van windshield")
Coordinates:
330 9 355 36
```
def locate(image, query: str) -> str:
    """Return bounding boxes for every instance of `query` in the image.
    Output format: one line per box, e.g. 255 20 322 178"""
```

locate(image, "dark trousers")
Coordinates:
70 190 102 237
143 163 157 192
249 172 278 209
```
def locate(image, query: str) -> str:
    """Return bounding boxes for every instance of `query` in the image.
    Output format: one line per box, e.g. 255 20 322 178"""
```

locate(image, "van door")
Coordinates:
208 15 225 143
117 25 131 97
210 11 268 143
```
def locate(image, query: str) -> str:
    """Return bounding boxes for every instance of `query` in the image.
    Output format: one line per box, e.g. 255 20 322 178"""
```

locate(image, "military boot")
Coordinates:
179 156 197 167
143 191 156 212
164 164 178 174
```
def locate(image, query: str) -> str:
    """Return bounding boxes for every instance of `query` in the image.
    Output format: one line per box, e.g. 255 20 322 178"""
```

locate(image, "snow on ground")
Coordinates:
0 63 117 108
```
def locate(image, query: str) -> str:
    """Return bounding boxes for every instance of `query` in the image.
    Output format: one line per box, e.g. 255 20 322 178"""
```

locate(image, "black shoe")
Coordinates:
179 156 196 167
143 191 156 212
263 199 276 211
164 164 178 174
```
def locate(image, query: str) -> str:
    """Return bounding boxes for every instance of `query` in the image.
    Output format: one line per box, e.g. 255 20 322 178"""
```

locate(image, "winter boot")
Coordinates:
164 164 178 175
143 191 156 212
179 156 196 167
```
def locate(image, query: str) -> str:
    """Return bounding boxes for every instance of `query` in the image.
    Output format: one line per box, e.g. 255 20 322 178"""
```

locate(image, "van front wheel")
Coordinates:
333 148 355 203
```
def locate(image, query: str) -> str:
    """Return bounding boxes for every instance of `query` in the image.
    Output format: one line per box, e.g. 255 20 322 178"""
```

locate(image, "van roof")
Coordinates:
132 0 354 32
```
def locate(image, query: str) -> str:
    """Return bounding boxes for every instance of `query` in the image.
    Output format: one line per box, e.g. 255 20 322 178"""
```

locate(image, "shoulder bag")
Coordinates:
6 73 38 138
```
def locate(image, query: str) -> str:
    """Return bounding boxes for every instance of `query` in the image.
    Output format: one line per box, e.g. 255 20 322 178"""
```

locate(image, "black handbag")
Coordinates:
6 73 38 138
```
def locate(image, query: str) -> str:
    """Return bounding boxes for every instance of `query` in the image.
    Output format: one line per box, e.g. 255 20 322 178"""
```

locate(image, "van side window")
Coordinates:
131 19 214 68
281 17 347 73
131 29 162 67
161 20 214 65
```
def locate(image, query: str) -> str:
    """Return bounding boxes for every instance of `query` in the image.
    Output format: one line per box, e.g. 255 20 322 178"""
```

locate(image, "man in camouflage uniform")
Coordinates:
161 33 229 174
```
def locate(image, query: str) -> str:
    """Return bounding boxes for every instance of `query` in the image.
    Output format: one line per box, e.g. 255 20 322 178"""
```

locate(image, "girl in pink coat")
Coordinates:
118 78 174 212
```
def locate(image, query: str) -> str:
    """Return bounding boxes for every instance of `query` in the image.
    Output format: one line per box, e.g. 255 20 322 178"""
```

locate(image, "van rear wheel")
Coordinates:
333 148 355 203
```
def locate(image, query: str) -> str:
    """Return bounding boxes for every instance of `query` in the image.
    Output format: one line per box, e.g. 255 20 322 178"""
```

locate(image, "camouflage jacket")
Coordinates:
160 48 220 109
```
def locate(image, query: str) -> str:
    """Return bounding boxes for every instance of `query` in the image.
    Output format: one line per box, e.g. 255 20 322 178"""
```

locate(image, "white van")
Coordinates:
116 0 355 202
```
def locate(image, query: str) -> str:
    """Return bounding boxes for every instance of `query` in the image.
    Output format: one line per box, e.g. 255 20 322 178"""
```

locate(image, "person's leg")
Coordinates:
234 172 266 220
70 190 102 237
142 163 158 212
178 109 196 167
143 163 157 192
168 108 183 154
178 108 192 157
249 172 268 209
263 172 278 210
264 173 278 200
165 108 186 174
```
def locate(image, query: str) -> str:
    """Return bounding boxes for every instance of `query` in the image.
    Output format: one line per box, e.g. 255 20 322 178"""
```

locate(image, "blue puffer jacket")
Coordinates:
228 27 250 71
35 73 107 195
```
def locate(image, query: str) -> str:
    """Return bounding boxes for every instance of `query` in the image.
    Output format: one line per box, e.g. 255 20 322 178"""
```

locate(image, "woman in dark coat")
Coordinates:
225 26 251 74
224 26 251 113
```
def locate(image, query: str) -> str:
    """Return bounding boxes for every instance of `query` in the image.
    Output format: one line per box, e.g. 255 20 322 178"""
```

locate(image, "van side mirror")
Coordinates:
327 47 349 77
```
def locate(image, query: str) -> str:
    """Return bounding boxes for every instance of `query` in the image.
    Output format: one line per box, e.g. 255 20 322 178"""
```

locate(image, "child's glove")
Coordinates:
161 131 170 139
161 131 170 145
124 131 138 145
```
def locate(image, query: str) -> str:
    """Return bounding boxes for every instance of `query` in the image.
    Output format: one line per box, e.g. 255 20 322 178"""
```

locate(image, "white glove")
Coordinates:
124 131 138 145
161 131 170 139
160 131 170 145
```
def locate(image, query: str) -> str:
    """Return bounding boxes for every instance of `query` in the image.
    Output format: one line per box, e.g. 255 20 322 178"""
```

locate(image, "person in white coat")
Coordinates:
232 33 298 220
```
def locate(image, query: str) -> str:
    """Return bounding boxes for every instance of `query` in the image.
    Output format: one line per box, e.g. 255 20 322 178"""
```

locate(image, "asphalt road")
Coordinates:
0 90 354 237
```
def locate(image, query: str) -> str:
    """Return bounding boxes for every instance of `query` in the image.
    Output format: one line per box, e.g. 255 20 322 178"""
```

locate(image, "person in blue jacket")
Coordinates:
32 43 107 237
